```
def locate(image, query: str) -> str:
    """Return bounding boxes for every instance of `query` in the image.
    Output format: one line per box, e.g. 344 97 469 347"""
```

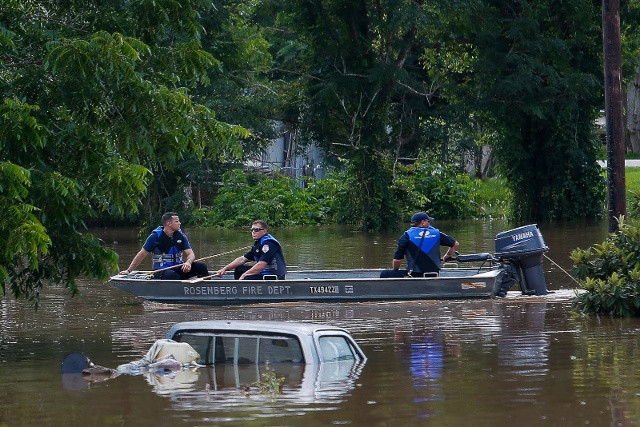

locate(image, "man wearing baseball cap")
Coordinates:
382 211 459 277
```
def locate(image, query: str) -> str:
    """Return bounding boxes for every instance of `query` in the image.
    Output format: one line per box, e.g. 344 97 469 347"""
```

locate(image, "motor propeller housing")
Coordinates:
494 224 549 295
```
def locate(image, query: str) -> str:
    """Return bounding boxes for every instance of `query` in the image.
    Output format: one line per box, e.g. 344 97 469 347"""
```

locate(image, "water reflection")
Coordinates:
394 329 445 409
153 359 364 397
144 367 201 394
113 359 367 422
61 374 92 391
497 303 548 376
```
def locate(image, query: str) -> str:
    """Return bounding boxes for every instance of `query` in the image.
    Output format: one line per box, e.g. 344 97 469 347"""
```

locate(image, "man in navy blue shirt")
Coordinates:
385 212 459 277
119 212 208 279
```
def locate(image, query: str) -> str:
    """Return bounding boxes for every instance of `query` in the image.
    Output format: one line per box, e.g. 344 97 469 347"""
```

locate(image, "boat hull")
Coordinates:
109 268 508 306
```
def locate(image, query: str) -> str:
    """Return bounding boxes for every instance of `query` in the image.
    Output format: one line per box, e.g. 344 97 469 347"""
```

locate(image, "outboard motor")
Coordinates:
494 224 549 295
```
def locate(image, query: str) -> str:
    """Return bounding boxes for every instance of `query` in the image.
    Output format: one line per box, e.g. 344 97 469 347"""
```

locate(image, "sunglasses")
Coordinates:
250 227 265 232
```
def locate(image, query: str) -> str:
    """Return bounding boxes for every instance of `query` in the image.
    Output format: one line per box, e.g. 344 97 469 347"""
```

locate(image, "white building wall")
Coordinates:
247 122 327 185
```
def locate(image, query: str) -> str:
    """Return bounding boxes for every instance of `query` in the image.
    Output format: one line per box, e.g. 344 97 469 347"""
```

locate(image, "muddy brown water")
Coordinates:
3 220 639 426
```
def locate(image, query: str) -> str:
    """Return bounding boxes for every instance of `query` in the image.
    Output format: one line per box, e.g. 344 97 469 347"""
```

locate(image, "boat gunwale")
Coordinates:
110 266 504 283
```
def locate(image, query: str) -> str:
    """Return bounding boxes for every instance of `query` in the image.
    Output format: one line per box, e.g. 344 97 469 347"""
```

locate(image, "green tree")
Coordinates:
264 0 454 230
468 0 606 221
263 0 606 226
162 1 285 212
621 0 640 154
197 1 279 155
0 0 244 305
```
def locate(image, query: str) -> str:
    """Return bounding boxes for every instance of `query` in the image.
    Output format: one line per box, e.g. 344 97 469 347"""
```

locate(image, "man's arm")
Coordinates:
181 248 196 272
120 248 150 274
392 233 408 270
442 241 459 261
215 256 248 277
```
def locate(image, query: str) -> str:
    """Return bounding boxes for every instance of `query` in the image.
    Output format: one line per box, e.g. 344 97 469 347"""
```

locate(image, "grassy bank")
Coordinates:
473 167 639 219
627 167 640 191
473 176 511 219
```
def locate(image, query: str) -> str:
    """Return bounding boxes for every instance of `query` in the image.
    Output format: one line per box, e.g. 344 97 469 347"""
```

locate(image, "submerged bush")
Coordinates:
572 192 640 317
188 169 340 227
186 151 524 229
471 176 512 219
393 153 479 220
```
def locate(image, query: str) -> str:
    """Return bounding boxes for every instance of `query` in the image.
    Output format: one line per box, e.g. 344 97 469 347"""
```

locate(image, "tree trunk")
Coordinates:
464 144 494 179
183 185 193 210
602 0 626 232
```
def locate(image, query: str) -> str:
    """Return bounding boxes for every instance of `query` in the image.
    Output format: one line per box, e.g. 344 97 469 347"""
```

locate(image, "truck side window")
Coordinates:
318 336 355 362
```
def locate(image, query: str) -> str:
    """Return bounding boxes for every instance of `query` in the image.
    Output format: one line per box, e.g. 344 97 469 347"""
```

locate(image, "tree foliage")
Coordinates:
572 203 640 317
261 0 450 230
0 0 244 305
195 1 279 155
456 0 606 221
189 169 335 227
151 1 281 214
188 155 484 228
393 152 477 220
257 0 606 227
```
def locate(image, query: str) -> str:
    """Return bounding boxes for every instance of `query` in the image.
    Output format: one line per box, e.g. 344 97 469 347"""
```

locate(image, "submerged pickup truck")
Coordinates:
165 320 367 365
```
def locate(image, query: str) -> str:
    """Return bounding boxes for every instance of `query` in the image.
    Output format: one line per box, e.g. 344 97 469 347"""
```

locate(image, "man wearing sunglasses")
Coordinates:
215 220 287 280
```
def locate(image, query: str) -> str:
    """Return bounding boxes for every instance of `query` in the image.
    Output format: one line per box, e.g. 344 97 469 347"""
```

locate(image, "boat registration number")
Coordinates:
309 285 339 294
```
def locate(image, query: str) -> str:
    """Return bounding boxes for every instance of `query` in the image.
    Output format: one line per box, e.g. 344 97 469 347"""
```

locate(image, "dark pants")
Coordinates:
155 261 209 280
379 269 407 278
234 265 284 280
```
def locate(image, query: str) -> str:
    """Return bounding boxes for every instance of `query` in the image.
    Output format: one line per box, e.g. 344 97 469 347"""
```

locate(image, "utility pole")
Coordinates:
602 0 626 232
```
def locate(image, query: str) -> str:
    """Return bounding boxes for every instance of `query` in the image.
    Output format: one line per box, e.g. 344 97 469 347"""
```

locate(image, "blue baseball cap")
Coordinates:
411 212 434 224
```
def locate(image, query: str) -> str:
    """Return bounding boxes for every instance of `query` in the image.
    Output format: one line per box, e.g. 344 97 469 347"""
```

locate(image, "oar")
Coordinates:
146 245 250 276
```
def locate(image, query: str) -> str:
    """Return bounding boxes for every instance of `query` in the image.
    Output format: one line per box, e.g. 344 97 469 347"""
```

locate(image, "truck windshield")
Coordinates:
172 332 304 365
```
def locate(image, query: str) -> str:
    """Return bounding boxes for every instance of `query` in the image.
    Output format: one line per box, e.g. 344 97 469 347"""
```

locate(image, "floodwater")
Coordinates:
3 220 640 426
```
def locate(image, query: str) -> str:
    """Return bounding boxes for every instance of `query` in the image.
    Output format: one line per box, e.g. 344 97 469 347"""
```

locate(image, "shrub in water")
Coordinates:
572 192 640 317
